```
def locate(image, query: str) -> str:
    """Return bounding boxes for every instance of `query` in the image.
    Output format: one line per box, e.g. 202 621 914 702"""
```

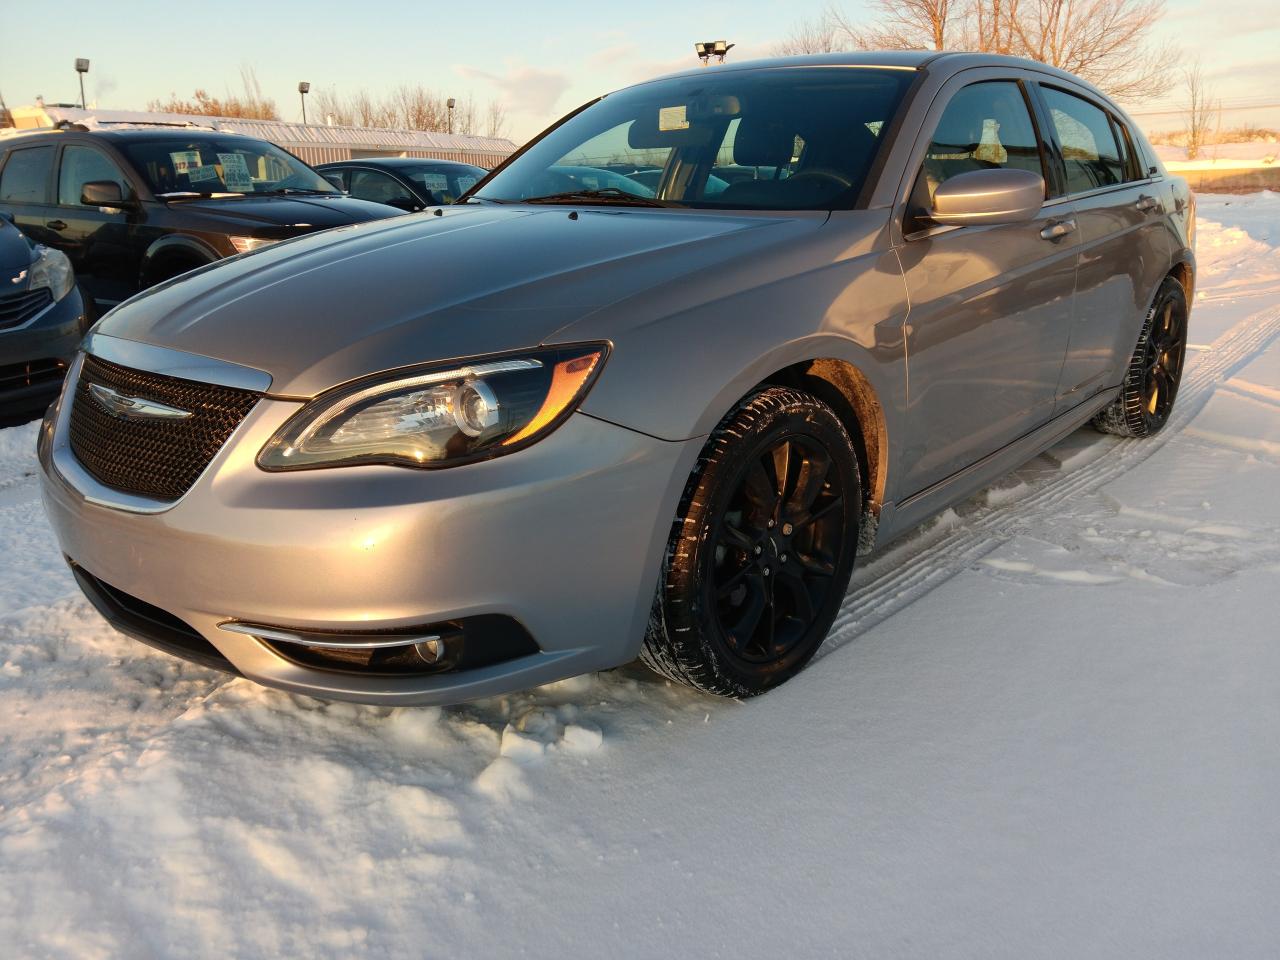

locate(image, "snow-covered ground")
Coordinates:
1154 140 1279 171
2 194 1280 959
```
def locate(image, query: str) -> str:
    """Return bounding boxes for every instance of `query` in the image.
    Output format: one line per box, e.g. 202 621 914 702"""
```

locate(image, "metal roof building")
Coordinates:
8 104 518 168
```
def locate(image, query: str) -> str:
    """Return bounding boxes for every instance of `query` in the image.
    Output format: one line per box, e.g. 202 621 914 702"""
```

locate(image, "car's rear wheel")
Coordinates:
1093 276 1189 438
642 386 861 697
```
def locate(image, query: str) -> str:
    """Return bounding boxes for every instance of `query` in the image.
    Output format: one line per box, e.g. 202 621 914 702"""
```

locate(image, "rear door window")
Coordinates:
1039 87 1126 194
0 146 55 203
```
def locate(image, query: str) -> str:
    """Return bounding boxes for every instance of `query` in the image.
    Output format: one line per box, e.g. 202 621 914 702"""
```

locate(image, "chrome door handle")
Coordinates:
1136 194 1160 213
47 220 68 231
1040 218 1077 241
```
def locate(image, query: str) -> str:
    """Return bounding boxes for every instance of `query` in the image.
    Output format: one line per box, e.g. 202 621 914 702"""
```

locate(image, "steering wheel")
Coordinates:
787 168 854 189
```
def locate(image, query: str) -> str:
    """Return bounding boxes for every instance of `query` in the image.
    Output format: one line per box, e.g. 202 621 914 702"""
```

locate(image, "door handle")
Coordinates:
1135 194 1160 213
1040 218 1077 241
47 220 68 231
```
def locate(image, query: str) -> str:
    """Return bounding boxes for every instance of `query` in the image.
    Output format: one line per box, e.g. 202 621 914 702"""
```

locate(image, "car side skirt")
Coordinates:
875 387 1119 546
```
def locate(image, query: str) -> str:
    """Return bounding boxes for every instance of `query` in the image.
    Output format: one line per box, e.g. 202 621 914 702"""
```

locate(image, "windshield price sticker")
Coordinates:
169 150 203 175
217 153 254 192
659 105 690 131
420 173 449 193
456 176 478 193
187 165 220 184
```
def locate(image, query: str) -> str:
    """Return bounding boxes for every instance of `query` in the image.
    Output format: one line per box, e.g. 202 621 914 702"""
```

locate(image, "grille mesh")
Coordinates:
69 354 260 501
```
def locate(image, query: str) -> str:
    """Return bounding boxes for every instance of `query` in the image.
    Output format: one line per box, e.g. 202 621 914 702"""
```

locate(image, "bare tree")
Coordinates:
783 0 1174 101
772 13 846 55
305 84 505 136
0 89 12 129
148 66 279 120
485 99 509 139
831 0 953 51
1183 59 1217 161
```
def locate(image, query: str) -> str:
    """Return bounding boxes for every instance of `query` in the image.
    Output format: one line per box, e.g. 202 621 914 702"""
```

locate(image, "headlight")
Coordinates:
258 343 609 471
229 236 280 254
27 246 75 301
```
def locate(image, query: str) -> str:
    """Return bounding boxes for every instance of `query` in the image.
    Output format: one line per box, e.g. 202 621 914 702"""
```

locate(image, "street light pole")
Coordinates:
74 58 90 109
693 41 734 67
447 97 456 134
298 81 310 125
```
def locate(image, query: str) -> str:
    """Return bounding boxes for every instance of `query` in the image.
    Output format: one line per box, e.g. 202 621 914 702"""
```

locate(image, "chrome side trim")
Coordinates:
218 621 442 650
84 332 274 393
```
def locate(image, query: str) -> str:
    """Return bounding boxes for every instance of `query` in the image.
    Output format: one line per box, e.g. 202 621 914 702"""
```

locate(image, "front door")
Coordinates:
53 143 139 309
895 77 1077 498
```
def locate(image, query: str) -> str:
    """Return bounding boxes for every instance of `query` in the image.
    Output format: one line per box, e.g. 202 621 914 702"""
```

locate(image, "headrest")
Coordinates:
733 117 795 167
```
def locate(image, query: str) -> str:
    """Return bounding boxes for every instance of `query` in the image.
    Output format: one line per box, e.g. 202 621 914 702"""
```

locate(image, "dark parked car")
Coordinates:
317 158 488 212
0 213 85 418
0 127 399 315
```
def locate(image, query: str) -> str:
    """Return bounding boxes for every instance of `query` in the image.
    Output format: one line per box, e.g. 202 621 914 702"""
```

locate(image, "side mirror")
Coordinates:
81 180 131 208
321 172 345 190
385 196 422 213
929 168 1044 227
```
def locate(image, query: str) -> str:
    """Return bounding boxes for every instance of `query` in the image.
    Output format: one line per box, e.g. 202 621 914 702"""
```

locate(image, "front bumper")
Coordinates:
39 360 698 705
0 287 85 417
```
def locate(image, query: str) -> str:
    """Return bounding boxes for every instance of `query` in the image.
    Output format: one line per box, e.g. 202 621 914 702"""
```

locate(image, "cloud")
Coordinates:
455 61 571 117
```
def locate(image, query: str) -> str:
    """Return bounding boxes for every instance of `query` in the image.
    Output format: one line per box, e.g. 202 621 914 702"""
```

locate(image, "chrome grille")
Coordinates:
69 353 261 501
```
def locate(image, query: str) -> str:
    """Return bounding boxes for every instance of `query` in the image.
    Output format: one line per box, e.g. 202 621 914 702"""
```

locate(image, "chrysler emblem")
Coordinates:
87 382 194 421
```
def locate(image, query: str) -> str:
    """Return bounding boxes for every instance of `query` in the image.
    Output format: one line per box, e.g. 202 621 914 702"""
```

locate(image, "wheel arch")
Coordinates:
1168 256 1195 305
140 234 222 288
755 357 889 539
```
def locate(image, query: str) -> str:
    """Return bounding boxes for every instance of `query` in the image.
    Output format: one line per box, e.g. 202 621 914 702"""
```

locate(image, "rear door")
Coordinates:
1033 84 1173 407
54 141 140 307
0 144 58 247
894 72 1078 498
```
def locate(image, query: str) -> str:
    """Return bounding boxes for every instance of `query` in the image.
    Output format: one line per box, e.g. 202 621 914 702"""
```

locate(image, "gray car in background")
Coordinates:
38 52 1194 705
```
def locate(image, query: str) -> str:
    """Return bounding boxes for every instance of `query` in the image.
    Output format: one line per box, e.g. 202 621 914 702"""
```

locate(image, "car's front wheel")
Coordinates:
642 387 862 697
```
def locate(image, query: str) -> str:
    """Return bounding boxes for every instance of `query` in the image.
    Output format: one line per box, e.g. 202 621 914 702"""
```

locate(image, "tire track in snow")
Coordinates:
820 301 1280 658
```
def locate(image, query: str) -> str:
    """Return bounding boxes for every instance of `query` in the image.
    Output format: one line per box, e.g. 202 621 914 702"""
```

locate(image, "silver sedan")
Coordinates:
39 51 1195 705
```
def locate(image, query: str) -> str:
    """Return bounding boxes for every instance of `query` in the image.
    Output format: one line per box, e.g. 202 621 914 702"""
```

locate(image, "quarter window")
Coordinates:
1040 87 1126 193
915 81 1044 208
58 145 130 206
0 146 55 203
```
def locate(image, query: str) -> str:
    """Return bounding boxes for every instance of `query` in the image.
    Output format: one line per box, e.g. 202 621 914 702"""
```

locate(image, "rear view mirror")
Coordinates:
81 180 130 208
929 168 1044 227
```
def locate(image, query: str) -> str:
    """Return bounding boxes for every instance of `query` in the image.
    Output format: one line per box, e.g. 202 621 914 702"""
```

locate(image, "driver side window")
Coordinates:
912 81 1044 213
349 169 415 207
58 145 129 206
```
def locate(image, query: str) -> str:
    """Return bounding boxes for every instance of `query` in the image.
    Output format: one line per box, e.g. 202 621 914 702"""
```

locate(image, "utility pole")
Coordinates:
298 81 310 124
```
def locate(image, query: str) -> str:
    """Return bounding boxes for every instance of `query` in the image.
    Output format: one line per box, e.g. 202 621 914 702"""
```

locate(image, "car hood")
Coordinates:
164 194 396 230
95 204 826 397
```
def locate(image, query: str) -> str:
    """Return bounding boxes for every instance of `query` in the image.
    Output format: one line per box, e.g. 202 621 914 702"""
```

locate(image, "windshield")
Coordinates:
121 136 339 196
474 67 915 210
400 162 487 204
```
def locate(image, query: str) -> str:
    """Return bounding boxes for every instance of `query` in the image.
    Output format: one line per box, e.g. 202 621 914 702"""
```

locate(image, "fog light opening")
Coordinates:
414 637 444 665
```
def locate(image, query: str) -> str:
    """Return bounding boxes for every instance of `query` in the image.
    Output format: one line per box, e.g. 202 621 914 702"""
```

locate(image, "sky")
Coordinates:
1 0 1277 143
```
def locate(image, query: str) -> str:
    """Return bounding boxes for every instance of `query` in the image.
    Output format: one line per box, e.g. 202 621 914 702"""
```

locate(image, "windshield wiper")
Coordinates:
464 195 511 205
522 187 677 208
156 191 244 200
258 187 338 196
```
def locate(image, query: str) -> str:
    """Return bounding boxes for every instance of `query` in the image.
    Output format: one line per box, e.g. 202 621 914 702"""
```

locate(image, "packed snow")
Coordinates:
3 194 1280 958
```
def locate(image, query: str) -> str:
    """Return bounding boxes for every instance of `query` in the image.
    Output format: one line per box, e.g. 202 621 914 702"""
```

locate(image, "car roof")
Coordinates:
317 157 484 169
636 51 1118 109
0 126 262 145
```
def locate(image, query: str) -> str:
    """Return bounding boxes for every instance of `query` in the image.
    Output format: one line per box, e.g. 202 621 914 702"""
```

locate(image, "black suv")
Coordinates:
0 126 399 315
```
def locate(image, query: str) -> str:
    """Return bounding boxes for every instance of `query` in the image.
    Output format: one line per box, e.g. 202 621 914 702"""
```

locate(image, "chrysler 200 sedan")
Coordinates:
38 52 1194 705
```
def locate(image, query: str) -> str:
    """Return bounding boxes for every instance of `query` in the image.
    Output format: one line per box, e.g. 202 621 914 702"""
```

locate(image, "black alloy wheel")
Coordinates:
642 387 862 697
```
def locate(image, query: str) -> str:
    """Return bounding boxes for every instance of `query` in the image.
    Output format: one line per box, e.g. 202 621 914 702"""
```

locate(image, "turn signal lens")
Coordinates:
258 344 608 471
